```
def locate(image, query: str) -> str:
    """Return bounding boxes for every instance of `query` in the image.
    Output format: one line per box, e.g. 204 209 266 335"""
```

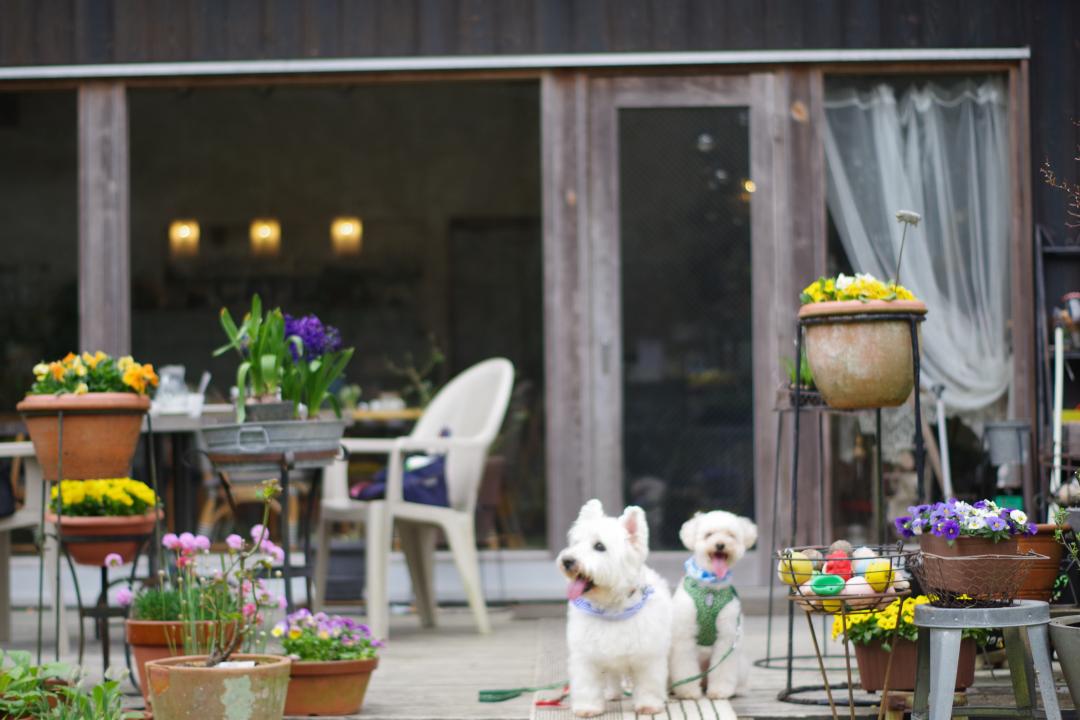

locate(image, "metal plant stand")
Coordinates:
769 312 927 707
203 448 332 612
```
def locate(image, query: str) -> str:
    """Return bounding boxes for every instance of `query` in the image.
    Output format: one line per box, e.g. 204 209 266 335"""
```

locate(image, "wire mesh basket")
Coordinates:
776 544 916 615
908 550 1048 608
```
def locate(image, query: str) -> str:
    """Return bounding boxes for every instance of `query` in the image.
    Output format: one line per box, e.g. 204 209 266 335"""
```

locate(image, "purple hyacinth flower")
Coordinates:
941 519 961 540
285 313 344 360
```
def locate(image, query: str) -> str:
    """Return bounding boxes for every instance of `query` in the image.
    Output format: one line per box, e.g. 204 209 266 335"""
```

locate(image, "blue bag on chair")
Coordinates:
350 453 450 507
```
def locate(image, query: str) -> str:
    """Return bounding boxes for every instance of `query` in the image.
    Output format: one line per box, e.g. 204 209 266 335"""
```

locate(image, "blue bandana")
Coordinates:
570 585 654 621
684 557 731 585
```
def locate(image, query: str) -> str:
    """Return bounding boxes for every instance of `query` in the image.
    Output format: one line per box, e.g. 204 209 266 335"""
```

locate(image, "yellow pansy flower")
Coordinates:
117 356 135 372
33 363 49 380
74 382 89 395
271 626 284 637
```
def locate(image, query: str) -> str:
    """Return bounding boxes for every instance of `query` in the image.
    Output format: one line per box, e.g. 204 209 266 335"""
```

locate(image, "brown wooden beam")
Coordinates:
78 82 130 356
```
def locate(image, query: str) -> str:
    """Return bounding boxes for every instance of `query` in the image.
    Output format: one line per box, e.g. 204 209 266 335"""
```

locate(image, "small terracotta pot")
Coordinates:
798 299 927 410
918 532 1019 557
853 637 975 691
284 657 379 716
146 654 291 720
1017 524 1065 601
17 392 150 481
125 620 239 706
45 510 160 566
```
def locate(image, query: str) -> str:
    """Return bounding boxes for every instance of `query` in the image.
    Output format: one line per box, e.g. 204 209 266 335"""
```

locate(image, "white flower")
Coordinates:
896 210 922 226
1010 510 1028 524
912 523 923 535
964 516 987 530
836 274 854 291
855 272 877 283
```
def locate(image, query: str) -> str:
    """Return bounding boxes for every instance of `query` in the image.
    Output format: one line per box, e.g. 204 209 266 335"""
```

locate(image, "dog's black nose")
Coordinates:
562 556 576 571
715 543 726 552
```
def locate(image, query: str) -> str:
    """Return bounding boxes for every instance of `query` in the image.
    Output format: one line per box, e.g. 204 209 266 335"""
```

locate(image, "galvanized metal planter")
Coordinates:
201 419 346 473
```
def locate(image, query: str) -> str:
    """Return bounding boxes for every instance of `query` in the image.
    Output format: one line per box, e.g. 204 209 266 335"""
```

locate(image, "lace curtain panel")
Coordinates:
824 77 1012 416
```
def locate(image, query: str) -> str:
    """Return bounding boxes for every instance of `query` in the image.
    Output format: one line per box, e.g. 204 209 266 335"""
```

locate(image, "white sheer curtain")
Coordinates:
824 77 1012 415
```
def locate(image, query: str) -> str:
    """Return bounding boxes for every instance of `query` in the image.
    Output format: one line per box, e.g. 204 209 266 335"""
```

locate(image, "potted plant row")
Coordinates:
0 651 139 720
797 210 925 410
835 595 984 692
17 352 158 480
201 295 354 470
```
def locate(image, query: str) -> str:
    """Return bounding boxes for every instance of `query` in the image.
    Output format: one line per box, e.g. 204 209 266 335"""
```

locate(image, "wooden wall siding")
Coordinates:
77 83 130 356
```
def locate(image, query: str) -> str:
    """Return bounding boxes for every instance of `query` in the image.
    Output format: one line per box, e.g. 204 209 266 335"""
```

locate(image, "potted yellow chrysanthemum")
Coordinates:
797 211 926 409
16 352 158 481
835 595 983 691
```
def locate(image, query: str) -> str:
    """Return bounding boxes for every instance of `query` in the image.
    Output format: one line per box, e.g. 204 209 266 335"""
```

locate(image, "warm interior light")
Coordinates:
168 219 200 258
743 179 757 193
330 216 363 256
249 218 281 256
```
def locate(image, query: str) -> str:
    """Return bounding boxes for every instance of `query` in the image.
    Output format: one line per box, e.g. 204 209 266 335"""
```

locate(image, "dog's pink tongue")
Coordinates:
567 577 588 600
711 555 729 578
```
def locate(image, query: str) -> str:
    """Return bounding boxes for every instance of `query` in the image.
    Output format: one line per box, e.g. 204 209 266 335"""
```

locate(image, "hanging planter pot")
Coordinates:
17 393 150 481
799 299 927 410
45 510 160 566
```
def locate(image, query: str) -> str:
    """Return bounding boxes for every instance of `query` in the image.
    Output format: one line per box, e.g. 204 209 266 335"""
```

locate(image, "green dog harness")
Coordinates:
684 576 738 647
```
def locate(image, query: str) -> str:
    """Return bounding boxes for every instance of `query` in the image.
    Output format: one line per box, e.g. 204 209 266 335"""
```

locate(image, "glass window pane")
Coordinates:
0 91 78 419
619 107 754 548
128 82 546 545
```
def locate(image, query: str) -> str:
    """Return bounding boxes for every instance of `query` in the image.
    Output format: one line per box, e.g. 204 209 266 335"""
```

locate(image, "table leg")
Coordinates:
928 629 961 720
279 464 293 612
912 630 930 720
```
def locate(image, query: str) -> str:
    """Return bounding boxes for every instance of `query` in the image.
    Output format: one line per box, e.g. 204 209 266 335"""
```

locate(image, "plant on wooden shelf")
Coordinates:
796 210 927 410
274 609 384 716
46 478 160 567
139 480 291 720
17 352 159 481
832 595 984 691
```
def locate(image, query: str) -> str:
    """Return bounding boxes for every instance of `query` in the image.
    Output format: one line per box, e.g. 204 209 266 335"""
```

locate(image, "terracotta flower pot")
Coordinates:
125 620 239 706
17 393 150 481
45 510 160 566
284 657 379 716
146 654 291 720
854 638 975 692
918 533 1019 558
798 299 927 410
1017 524 1065 601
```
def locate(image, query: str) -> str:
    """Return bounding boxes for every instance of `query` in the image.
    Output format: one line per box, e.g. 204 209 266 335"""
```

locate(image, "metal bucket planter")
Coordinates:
16 393 150 481
145 654 291 720
200 419 347 472
1051 614 1080 708
798 299 927 410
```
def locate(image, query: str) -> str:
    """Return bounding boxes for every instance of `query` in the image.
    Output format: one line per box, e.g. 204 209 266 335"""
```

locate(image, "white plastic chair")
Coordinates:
313 358 514 639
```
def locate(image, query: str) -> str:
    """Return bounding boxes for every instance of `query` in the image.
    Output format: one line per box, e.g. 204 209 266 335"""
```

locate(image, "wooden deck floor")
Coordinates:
3 605 1073 719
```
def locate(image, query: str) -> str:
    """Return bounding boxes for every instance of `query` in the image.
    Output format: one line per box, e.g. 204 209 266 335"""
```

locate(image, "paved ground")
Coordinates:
2 603 1073 719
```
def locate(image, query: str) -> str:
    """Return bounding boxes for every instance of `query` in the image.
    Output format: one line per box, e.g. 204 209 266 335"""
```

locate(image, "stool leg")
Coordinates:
912 630 931 720
1027 624 1062 720
928 629 961 720
1003 626 1035 716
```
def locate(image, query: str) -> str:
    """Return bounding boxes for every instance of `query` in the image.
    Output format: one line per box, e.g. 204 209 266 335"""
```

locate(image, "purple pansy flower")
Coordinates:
941 519 961 540
894 516 913 538
986 515 1007 532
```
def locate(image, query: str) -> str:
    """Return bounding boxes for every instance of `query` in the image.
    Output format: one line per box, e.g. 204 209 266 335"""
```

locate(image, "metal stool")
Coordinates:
913 600 1061 720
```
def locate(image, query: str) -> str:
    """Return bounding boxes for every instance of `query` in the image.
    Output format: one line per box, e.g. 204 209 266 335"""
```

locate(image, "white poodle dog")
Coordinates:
556 499 672 717
670 510 757 700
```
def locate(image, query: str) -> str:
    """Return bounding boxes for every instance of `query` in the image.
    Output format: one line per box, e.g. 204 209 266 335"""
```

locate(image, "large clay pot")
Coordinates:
146 654 291 720
1017 524 1065 601
853 637 975 691
125 620 239 706
17 393 150 480
798 300 927 410
45 511 160 566
283 657 379 716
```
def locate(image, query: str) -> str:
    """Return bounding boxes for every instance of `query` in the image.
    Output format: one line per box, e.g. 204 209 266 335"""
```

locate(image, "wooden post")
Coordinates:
78 82 130 356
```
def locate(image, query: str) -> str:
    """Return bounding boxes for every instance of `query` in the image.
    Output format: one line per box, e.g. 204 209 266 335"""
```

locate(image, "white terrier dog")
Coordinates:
670 510 757 700
557 499 672 717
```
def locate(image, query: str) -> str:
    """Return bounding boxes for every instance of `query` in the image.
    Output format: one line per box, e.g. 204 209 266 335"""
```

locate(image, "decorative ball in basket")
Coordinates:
777 541 914 614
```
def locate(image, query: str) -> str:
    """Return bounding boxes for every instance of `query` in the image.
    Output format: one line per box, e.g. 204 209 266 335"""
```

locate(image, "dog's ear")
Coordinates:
678 513 702 551
620 506 649 553
739 516 759 550
577 499 605 523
